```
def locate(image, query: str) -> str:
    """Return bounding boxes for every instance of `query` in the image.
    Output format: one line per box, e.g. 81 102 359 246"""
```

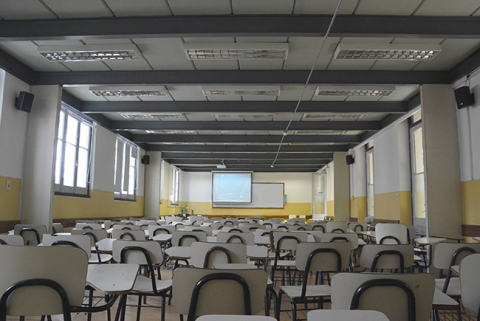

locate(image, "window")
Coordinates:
411 125 426 220
366 149 375 217
114 136 138 201
55 105 94 196
170 166 180 205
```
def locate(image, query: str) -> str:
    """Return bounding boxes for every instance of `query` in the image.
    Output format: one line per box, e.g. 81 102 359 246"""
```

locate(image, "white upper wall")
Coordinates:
91 125 115 192
352 146 367 198
326 161 334 202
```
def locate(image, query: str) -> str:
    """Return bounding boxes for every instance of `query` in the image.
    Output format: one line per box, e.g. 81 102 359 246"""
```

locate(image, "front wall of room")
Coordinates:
164 171 313 218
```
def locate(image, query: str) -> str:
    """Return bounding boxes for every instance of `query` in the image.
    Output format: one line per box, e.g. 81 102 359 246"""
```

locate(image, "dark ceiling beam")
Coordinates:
0 48 37 84
111 120 381 131
167 159 328 165
36 70 449 86
2 15 480 41
134 134 361 144
450 48 480 82
80 100 408 114
162 152 331 159
150 145 344 153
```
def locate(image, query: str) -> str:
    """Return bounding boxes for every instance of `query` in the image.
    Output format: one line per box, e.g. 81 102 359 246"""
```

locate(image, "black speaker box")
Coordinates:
346 155 354 165
454 86 475 109
141 155 150 165
15 91 35 113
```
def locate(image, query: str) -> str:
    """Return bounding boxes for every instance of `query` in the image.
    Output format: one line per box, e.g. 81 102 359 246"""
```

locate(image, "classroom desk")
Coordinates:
165 246 191 269
213 263 257 269
307 310 390 321
359 231 376 243
197 315 276 321
152 234 173 243
432 288 459 311
96 238 116 254
414 237 447 268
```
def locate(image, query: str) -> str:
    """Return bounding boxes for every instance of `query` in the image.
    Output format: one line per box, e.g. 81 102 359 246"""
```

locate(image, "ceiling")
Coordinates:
1 0 480 172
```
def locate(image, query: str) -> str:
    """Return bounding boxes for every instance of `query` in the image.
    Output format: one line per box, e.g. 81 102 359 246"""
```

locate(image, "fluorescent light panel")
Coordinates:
295 130 346 135
121 113 184 120
213 114 275 120
38 44 143 62
202 86 281 96
303 113 366 120
184 43 288 60
315 85 395 97
89 86 167 97
334 43 441 61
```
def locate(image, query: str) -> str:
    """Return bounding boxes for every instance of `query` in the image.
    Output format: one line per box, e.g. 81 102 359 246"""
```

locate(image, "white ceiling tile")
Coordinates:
0 41 70 72
132 38 194 70
103 60 152 71
327 59 376 70
166 86 207 101
63 87 108 101
283 37 340 70
232 0 294 14
392 38 443 45
414 0 480 16
183 37 235 43
380 85 419 102
139 95 174 102
236 37 288 43
239 60 284 70
168 0 232 15
207 95 242 101
413 39 480 71
64 61 111 71
193 60 239 70
355 0 423 15
370 60 419 71
42 0 113 18
0 0 57 19
277 86 315 101
103 0 172 16
294 0 359 14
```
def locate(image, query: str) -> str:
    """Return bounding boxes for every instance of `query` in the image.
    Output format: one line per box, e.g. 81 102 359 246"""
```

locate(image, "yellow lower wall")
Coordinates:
374 191 412 224
350 196 367 223
53 189 144 219
462 179 480 225
0 176 21 221
327 200 334 217
314 202 325 215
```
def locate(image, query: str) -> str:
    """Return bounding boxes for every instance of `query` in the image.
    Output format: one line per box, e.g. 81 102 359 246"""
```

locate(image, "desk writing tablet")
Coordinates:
87 263 139 295
197 315 276 321
308 310 390 321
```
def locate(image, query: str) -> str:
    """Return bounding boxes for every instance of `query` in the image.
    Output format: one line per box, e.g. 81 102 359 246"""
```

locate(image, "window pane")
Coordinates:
79 123 90 149
368 185 375 217
413 129 424 173
55 140 63 185
58 111 65 140
76 148 88 188
414 173 426 219
367 153 374 183
128 165 135 195
63 143 76 187
66 116 79 145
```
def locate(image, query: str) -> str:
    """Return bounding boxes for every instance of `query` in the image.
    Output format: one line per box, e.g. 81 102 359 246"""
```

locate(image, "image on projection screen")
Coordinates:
212 172 252 203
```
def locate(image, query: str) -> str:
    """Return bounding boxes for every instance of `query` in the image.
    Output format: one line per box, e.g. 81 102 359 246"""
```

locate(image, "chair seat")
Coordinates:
435 277 460 297
89 254 112 264
268 252 289 259
280 284 331 299
132 275 172 293
357 239 366 246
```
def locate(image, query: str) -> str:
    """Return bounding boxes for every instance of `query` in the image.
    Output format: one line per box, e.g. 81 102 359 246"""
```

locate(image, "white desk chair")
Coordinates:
173 268 268 321
459 253 480 320
42 234 112 264
217 231 255 245
360 244 415 273
220 218 238 226
326 222 348 233
348 222 367 233
320 232 359 250
112 229 146 240
309 221 327 232
75 223 102 230
375 223 408 245
270 231 309 285
190 242 247 268
271 224 289 231
14 224 48 245
51 223 64 234
288 225 311 231
0 235 24 245
172 230 208 247
71 228 108 243
331 272 435 321
149 225 175 239
112 224 142 230
183 225 213 236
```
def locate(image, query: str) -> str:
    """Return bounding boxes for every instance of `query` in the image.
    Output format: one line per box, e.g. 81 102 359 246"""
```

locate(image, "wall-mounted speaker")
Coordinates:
15 91 35 113
346 155 354 165
141 155 150 165
454 86 475 109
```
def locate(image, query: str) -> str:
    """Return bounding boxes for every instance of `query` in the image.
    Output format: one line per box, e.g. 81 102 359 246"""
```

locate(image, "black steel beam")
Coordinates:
35 70 449 86
167 159 328 165
162 152 331 159
450 48 480 82
135 134 361 144
80 100 408 114
0 48 37 84
111 120 381 131
148 145 346 153
2 15 480 41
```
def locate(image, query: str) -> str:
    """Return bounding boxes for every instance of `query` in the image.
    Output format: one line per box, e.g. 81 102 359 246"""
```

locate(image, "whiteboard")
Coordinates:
213 183 284 208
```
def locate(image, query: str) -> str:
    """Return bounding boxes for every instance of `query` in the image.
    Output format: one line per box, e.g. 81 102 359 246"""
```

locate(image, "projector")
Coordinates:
217 164 227 169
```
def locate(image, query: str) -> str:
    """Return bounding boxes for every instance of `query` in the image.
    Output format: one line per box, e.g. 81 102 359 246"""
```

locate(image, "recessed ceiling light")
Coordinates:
89 86 167 97
38 44 143 62
315 85 395 97
303 114 366 120
120 113 184 120
202 86 281 96
334 43 441 61
184 43 288 60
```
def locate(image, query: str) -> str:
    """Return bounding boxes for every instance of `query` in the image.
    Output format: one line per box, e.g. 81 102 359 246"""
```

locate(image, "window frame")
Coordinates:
170 166 180 205
114 136 139 201
366 147 375 218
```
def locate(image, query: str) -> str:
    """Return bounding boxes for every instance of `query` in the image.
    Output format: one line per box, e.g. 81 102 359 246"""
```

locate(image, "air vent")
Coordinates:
184 43 288 60
334 43 441 61
202 86 281 96
303 114 366 120
89 86 167 97
315 85 395 97
38 44 143 62
121 113 184 120
295 130 346 135
213 114 275 120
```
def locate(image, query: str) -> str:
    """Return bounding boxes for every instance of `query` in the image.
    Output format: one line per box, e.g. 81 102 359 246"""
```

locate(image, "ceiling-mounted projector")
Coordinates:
217 164 227 169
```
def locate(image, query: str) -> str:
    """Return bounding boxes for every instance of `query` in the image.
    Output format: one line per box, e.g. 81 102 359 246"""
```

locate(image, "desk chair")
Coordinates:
172 268 268 321
270 231 308 286
288 225 311 232
149 225 175 237
190 242 247 268
326 222 348 233
309 222 326 232
320 232 360 270
183 225 213 236
271 224 289 231
75 223 102 230
359 244 415 273
348 222 366 233
14 224 48 245
331 272 435 321
375 223 408 245
70 229 111 263
277 242 351 321
217 231 255 245
459 253 480 320
43 234 112 264
112 229 146 240
0 235 24 245
112 240 172 321
112 224 142 231
172 231 208 247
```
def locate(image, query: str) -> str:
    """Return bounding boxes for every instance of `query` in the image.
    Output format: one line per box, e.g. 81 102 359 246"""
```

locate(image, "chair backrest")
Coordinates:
112 224 142 230
460 253 480 319
310 222 327 232
348 222 366 233
272 231 308 251
217 232 255 245
14 224 48 245
432 242 480 270
271 224 289 231
71 228 108 246
190 242 247 268
75 222 102 230
172 268 268 321
112 240 164 265
42 234 92 258
183 225 213 236
360 244 414 272
288 225 311 231
0 235 24 246
288 218 306 225
375 223 408 245
320 232 359 250
220 218 238 226
331 272 435 321
51 223 64 234
172 230 208 247
189 216 206 223
0 246 88 316
326 222 348 233
295 242 351 272
148 225 175 239
111 229 146 240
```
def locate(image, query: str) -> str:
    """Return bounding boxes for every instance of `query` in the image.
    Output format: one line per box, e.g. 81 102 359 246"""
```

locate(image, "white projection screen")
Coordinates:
212 172 252 204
